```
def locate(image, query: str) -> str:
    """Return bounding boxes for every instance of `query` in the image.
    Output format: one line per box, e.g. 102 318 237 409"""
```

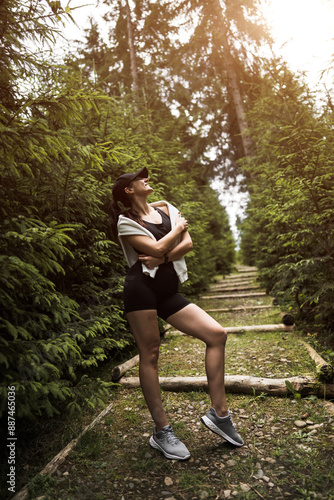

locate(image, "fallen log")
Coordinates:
111 354 140 381
119 375 334 398
227 272 257 279
302 341 334 382
280 313 295 326
201 292 266 300
209 280 253 288
225 324 294 333
207 286 261 293
12 401 115 500
237 267 257 273
205 305 274 313
167 324 293 336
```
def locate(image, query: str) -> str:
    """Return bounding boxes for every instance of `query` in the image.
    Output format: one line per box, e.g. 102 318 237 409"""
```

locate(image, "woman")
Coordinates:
110 166 243 460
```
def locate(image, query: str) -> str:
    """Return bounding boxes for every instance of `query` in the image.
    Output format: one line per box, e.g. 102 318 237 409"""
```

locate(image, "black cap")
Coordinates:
112 167 148 206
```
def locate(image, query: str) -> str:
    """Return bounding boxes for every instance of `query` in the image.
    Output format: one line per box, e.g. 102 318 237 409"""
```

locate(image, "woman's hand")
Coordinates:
138 254 164 269
174 212 188 232
123 210 189 258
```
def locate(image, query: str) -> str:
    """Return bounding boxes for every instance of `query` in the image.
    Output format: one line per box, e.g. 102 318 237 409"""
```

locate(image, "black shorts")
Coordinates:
123 261 190 321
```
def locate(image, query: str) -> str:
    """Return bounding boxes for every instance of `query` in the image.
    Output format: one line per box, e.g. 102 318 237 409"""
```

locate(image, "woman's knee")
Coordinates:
207 327 227 348
140 344 160 366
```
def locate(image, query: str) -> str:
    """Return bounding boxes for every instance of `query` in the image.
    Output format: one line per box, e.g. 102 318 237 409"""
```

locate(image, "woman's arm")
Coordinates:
122 215 188 258
138 231 193 269
165 230 193 261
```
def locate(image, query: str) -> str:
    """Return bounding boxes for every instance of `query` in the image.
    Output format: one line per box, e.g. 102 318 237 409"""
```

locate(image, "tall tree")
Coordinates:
97 0 270 181
125 0 140 99
0 0 132 420
212 0 254 157
239 59 334 338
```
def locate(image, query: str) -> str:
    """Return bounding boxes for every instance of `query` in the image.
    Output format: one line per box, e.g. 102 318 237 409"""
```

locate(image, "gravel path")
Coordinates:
20 268 334 499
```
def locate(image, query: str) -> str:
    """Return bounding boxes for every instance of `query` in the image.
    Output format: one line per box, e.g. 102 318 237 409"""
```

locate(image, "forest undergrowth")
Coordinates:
3 269 334 500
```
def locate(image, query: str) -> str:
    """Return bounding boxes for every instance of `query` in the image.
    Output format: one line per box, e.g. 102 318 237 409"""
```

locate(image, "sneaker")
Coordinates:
149 425 190 460
201 408 244 446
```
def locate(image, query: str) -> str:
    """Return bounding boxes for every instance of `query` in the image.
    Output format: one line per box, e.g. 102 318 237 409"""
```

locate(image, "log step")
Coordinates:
205 305 274 313
210 281 254 288
167 324 293 335
119 375 334 398
225 324 294 333
302 342 334 382
201 292 266 299
207 286 261 293
112 354 140 381
224 272 257 279
236 267 257 272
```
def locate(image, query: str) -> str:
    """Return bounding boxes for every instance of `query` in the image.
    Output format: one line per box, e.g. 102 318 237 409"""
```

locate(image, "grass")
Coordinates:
127 327 317 380
5 270 334 500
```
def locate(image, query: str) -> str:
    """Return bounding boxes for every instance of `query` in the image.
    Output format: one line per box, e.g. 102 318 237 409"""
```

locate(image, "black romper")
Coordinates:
123 207 190 320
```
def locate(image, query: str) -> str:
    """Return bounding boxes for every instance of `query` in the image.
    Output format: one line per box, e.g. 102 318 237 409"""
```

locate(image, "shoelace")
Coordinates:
163 427 180 445
228 415 236 429
216 411 236 429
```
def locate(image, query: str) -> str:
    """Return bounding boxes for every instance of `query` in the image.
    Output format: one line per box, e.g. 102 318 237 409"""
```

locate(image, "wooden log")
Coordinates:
280 313 294 326
209 284 253 290
111 354 140 381
205 305 274 313
210 280 253 288
201 292 266 300
226 272 257 279
207 286 261 293
12 401 115 500
224 324 293 333
302 341 334 382
119 375 334 398
167 324 293 336
237 267 258 273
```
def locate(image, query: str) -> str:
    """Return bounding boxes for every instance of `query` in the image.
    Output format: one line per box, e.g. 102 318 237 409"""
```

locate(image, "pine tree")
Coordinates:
0 0 131 419
239 59 334 337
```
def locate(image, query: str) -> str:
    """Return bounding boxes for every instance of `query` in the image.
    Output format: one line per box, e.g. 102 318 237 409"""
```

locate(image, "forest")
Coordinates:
0 0 333 421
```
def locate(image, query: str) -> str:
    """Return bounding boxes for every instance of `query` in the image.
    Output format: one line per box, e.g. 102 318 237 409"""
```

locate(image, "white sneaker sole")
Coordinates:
149 436 190 460
201 415 243 447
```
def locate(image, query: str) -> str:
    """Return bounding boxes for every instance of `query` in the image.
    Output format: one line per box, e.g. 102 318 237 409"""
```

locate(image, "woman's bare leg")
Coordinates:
167 303 228 417
126 309 168 432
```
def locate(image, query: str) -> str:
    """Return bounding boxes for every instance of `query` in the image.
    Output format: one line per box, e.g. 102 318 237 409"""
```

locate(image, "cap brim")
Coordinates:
133 166 148 181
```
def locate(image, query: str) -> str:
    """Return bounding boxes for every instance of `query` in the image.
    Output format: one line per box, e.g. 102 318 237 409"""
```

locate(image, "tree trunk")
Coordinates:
213 0 253 158
125 0 140 107
119 375 334 398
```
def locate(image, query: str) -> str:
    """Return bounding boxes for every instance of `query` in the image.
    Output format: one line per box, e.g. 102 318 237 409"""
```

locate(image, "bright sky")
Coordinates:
261 0 334 88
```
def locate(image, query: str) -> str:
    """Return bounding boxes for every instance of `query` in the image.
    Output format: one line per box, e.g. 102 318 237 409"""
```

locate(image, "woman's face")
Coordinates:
126 176 153 197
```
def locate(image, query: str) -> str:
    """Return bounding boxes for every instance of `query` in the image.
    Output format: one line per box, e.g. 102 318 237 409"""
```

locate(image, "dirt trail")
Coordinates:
15 267 334 500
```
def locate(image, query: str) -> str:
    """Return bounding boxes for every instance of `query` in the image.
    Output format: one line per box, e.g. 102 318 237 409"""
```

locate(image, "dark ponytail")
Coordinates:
108 200 147 241
108 201 123 239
